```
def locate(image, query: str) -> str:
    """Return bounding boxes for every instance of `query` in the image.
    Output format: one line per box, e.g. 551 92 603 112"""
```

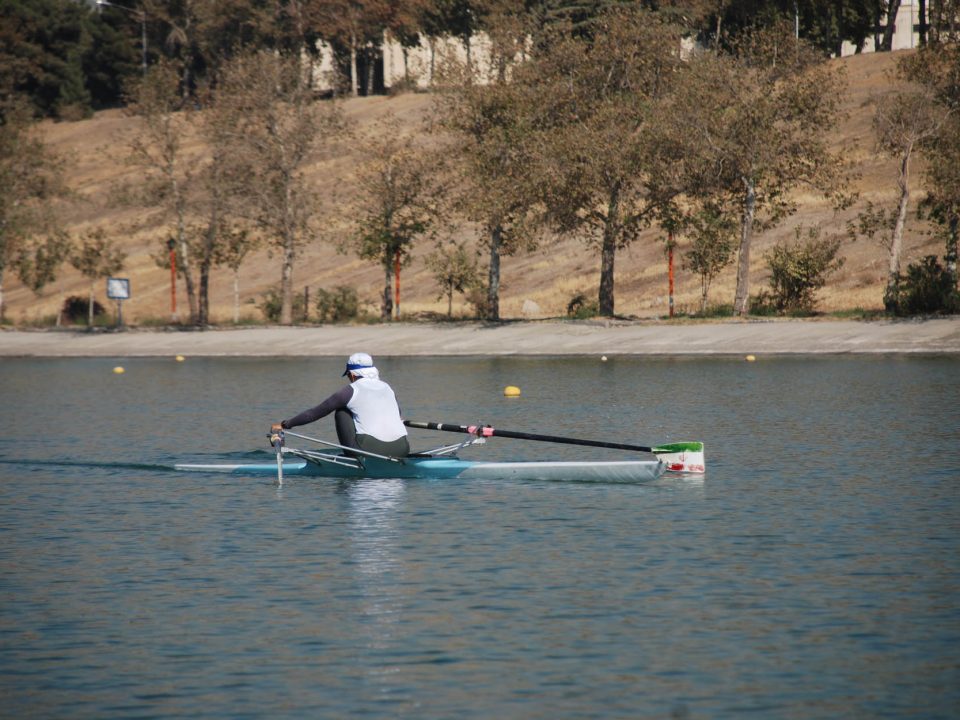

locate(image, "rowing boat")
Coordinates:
175 422 705 484
176 453 668 483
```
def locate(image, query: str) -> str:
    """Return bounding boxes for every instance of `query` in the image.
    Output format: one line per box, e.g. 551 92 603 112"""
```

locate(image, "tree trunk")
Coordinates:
733 176 757 316
172 178 198 324
350 34 359 97
197 220 214 326
198 259 211 325
886 145 913 311
88 281 95 327
599 237 616 317
233 268 240 324
364 47 374 96
279 224 296 325
0 268 5 322
599 187 621 317
881 0 903 50
381 253 394 320
919 0 927 45
56 277 64 327
487 224 502 321
447 289 453 317
947 214 958 289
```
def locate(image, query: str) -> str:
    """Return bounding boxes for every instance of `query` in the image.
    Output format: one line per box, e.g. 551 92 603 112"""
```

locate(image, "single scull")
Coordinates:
176 423 705 485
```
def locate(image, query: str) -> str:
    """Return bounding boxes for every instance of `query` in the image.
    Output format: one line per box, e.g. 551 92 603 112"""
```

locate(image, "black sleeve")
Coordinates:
282 385 354 429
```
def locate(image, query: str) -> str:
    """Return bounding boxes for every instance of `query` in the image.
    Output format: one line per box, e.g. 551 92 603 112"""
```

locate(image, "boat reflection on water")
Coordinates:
347 479 406 654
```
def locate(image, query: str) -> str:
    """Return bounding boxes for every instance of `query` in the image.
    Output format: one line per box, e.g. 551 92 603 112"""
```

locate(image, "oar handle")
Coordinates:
403 420 655 454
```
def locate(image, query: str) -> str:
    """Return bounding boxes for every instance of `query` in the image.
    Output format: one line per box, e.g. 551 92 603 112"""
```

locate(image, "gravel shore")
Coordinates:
2 317 959 357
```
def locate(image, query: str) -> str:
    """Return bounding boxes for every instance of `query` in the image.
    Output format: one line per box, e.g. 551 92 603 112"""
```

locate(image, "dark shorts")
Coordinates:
356 434 410 458
335 409 409 458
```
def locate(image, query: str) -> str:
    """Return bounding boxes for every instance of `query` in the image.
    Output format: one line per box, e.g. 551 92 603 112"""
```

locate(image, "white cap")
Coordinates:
343 352 375 377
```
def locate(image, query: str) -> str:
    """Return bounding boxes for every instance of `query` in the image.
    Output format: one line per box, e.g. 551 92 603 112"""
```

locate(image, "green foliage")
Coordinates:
889 255 960 316
315 286 360 323
767 231 845 312
566 292 599 319
259 285 305 323
353 119 435 320
681 203 738 313
426 241 479 317
70 228 126 281
694 303 734 318
0 94 69 319
0 0 134 117
15 231 72 293
519 6 688 317
747 290 779 316
465 284 493 320
764 226 845 313
828 307 885 320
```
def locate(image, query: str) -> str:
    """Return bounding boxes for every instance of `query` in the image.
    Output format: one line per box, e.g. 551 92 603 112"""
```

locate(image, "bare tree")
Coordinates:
872 85 950 310
901 43 960 286
681 26 852 315
426 240 479 316
70 228 127 327
217 50 345 325
15 231 73 324
681 202 738 314
213 225 259 324
432 38 542 321
520 8 689 317
352 117 437 320
126 59 199 323
0 96 68 322
193 80 253 325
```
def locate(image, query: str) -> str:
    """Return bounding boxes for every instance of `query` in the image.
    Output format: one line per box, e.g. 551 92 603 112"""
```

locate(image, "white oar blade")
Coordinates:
653 442 705 474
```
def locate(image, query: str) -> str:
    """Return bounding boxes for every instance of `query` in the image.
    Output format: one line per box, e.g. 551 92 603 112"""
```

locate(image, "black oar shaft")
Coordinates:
403 420 654 454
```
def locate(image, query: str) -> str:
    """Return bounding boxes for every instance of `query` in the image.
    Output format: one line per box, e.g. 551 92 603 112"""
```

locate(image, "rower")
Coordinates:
273 352 410 458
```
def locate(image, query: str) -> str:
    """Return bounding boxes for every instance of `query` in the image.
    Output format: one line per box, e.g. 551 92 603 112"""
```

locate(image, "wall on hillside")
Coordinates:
310 5 926 96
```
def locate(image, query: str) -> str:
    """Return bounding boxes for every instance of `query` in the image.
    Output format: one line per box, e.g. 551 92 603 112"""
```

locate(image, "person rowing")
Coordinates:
272 352 410 458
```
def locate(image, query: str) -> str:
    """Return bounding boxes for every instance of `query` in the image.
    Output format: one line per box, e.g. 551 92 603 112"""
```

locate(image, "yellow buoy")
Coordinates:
503 385 521 397
601 355 608 362
175 355 185 362
113 366 125 374
745 355 756 362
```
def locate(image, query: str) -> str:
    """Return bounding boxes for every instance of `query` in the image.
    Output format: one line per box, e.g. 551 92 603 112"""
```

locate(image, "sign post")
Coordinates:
107 277 131 328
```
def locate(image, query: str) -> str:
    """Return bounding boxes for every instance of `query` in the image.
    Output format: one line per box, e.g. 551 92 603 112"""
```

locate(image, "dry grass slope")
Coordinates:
5 50 939 325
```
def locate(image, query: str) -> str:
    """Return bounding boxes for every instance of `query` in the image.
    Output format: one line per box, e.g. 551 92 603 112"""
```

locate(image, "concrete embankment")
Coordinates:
2 317 958 357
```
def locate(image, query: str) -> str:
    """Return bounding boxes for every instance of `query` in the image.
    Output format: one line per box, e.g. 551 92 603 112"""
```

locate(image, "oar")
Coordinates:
269 424 285 485
404 420 705 472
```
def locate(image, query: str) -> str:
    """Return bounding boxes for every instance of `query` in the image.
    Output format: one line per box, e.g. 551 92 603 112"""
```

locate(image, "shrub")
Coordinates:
465 285 493 320
62 296 106 324
891 255 959 315
765 227 844 313
258 286 305 323
315 286 360 323
747 291 779 316
697 303 734 318
567 292 599 319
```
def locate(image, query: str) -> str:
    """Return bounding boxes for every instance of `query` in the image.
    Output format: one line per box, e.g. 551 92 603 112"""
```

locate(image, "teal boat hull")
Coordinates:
176 454 666 483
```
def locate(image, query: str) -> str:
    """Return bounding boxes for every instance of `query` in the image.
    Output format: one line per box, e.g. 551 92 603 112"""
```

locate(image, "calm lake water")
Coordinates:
1 355 958 719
